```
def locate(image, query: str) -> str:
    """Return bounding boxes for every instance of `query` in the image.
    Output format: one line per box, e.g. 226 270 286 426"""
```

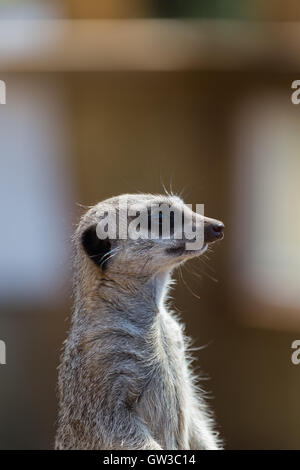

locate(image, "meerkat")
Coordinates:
55 193 224 450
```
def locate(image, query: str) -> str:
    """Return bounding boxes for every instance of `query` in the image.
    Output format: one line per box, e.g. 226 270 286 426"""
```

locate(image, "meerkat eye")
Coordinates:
158 212 163 228
159 210 175 237
81 224 112 269
158 212 164 237
160 211 175 234
147 209 176 237
169 212 175 234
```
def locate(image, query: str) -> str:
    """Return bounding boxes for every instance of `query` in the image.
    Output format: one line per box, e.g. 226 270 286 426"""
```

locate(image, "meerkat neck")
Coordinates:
153 270 172 310
75 269 172 326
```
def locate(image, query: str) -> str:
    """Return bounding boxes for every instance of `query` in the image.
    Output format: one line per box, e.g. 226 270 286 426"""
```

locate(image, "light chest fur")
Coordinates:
136 306 191 449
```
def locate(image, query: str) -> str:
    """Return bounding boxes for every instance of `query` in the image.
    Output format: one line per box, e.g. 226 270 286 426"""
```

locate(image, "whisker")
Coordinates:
183 263 203 280
76 202 93 209
160 174 170 198
179 265 201 300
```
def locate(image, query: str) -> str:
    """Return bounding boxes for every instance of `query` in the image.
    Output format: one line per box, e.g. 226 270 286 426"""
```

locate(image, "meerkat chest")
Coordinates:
137 312 190 449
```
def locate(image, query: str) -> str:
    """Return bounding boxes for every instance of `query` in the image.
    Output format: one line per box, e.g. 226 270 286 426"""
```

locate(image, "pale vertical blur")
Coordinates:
0 76 73 303
233 95 300 315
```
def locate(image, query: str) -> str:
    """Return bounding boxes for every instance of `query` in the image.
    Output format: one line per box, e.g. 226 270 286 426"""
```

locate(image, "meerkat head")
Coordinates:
77 194 224 280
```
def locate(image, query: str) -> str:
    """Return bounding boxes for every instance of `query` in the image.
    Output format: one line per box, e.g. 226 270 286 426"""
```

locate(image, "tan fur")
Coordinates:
55 194 223 450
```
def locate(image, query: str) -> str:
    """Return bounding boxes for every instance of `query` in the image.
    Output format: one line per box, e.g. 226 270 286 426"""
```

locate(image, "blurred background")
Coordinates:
0 0 300 450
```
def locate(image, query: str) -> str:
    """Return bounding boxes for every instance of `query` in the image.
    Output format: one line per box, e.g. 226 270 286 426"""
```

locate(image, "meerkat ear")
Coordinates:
81 224 111 269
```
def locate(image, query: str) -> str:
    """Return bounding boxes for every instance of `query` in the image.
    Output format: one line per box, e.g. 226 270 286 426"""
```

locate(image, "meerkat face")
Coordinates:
79 194 224 277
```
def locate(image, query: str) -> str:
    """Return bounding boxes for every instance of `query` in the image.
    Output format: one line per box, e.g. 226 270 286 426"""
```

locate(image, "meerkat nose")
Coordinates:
204 220 224 243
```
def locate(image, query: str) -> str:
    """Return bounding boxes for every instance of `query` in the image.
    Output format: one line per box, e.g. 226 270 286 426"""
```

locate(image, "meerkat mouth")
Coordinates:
185 243 208 256
166 243 208 257
166 245 186 256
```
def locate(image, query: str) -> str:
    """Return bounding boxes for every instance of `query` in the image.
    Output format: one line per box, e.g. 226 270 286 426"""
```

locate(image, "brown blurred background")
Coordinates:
0 0 300 449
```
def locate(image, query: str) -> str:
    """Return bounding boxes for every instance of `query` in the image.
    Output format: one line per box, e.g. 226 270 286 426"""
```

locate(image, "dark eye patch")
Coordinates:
147 207 177 237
